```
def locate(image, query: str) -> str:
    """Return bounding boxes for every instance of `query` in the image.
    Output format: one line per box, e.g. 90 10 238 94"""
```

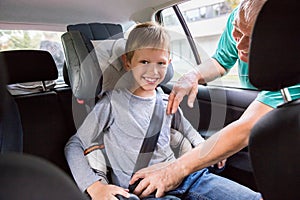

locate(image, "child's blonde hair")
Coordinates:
125 21 170 61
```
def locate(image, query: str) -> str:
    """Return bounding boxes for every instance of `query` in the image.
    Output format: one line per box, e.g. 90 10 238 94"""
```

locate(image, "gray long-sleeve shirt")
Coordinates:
65 88 204 191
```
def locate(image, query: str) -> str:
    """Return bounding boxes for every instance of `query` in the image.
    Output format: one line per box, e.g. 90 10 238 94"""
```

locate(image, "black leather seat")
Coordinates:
0 58 23 153
0 50 73 173
248 0 300 199
0 153 87 200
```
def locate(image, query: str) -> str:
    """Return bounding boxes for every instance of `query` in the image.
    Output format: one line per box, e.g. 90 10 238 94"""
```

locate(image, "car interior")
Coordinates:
0 0 299 199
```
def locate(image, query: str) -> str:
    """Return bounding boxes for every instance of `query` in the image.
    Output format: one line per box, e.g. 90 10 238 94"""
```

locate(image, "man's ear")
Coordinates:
121 54 130 71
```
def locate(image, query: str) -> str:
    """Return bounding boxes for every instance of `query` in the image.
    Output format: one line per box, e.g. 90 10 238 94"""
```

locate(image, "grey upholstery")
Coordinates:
61 23 124 100
248 0 300 199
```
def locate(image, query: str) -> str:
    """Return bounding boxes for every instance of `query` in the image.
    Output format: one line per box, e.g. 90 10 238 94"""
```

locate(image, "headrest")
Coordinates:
0 50 58 84
162 63 174 85
249 0 300 91
67 23 124 52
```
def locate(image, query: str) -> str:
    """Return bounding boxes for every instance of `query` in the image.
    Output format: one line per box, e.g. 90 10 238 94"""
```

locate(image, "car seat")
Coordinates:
248 0 300 199
61 23 124 100
61 23 125 127
0 153 87 200
0 50 73 173
0 57 23 153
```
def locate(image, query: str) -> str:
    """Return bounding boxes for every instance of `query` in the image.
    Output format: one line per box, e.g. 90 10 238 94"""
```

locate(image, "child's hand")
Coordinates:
209 159 227 174
87 181 130 200
217 159 226 169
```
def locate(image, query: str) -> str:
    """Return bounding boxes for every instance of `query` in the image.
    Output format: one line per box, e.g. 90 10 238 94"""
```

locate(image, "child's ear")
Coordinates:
121 54 130 71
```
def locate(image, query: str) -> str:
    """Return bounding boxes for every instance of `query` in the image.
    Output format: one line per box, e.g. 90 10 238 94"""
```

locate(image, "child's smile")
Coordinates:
124 48 171 97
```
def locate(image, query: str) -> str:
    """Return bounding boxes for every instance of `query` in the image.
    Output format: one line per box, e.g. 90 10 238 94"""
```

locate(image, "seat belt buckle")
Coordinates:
128 178 143 193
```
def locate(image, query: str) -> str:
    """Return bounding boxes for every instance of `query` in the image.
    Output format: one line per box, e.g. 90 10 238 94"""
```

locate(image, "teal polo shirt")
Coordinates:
212 8 300 108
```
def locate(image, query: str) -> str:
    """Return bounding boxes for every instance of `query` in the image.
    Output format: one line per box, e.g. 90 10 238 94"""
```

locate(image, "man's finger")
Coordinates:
155 188 165 198
129 173 145 185
133 179 149 196
171 92 184 114
167 92 175 115
139 184 156 198
187 86 198 108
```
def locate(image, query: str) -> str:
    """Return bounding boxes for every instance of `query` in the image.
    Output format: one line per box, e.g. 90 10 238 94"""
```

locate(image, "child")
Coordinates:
65 22 261 200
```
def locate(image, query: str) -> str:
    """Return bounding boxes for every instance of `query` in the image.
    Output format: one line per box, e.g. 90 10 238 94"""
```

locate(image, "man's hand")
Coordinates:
87 181 130 200
129 161 185 198
167 58 227 115
167 70 199 115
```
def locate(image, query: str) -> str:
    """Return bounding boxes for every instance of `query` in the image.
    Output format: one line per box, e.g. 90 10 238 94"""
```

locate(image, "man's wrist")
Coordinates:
172 159 189 179
190 66 205 84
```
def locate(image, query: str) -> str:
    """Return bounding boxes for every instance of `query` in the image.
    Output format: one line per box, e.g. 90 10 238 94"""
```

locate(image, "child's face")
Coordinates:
123 48 170 97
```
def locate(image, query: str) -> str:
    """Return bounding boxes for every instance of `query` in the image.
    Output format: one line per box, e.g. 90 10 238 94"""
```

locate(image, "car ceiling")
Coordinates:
0 0 186 31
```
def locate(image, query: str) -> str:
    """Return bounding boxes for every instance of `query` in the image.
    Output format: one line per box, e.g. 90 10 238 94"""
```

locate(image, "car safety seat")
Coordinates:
61 23 125 127
61 22 174 128
248 0 300 199
61 23 124 100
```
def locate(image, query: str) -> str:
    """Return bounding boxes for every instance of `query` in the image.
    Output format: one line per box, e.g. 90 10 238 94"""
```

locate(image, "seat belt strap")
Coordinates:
128 91 164 193
132 91 164 172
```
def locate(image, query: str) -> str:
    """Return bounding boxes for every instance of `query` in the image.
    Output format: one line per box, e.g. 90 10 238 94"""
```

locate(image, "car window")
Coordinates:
160 8 199 82
0 30 65 85
160 0 243 88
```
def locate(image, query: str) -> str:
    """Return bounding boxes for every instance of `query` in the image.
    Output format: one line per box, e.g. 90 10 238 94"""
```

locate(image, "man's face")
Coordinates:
232 10 255 63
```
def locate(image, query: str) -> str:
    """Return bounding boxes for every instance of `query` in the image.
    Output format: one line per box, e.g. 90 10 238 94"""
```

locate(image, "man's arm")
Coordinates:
131 100 272 198
167 9 238 115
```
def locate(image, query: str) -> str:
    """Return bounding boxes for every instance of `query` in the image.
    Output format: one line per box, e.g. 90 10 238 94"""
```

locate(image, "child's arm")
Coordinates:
65 135 108 192
171 108 204 147
171 108 226 170
87 181 130 200
65 95 113 192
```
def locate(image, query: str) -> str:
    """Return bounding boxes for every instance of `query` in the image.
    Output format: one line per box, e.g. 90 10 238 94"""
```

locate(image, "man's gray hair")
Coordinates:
238 0 268 27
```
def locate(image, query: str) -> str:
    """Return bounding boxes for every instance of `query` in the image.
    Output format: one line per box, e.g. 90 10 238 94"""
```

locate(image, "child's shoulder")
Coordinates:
97 88 128 104
95 91 114 109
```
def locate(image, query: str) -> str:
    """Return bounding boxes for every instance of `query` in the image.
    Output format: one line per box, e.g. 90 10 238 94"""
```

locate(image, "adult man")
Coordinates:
130 0 300 198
